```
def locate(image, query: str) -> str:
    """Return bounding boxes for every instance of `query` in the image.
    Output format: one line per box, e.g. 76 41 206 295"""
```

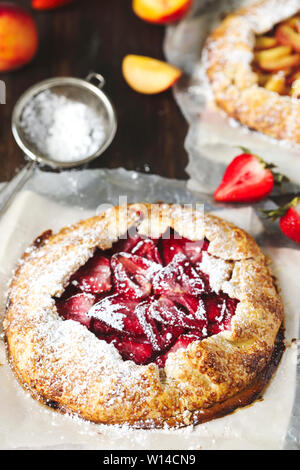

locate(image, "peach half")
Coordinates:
122 54 182 94
0 3 38 72
132 0 192 24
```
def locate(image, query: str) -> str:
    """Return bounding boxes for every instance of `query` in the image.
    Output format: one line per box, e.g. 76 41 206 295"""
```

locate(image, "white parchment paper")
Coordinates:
164 0 300 194
0 168 299 450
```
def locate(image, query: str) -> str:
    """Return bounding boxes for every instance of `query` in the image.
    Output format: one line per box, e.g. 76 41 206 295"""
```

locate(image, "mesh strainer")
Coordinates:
0 73 117 214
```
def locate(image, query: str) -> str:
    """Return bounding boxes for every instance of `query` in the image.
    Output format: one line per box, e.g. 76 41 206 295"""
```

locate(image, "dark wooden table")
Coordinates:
0 0 189 184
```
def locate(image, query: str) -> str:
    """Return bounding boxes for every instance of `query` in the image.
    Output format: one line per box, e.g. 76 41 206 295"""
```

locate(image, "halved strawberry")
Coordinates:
70 252 112 295
175 293 208 325
134 299 162 350
112 232 143 253
205 294 237 335
113 233 162 263
131 238 162 264
153 253 208 297
184 238 209 263
162 233 208 264
150 295 205 330
214 151 287 203
261 197 300 244
56 293 96 328
111 252 161 299
159 324 185 350
162 235 186 264
88 294 139 335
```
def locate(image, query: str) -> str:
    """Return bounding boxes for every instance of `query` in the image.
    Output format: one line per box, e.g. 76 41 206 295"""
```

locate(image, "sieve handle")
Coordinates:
86 72 105 89
0 160 36 216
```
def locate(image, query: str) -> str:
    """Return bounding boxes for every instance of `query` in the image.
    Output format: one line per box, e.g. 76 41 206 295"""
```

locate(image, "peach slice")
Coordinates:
132 0 192 24
257 53 300 72
254 45 292 63
0 3 38 72
122 54 182 94
264 74 286 94
290 78 300 98
254 46 300 71
254 36 278 51
32 0 73 9
283 16 300 29
276 24 300 52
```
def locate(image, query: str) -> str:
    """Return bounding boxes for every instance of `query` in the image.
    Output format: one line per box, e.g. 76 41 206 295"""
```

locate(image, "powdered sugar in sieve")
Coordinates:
20 89 107 163
0 75 117 217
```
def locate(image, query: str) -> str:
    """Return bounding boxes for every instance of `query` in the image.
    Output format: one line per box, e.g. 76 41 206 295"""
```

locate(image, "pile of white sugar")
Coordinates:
20 90 107 162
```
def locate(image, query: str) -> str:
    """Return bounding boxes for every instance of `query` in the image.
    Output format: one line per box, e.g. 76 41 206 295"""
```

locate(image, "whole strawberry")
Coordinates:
262 197 300 244
214 150 287 203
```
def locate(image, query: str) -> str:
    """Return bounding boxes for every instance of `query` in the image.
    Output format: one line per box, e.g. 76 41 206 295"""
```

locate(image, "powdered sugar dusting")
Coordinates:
198 251 233 294
87 295 127 331
20 90 107 162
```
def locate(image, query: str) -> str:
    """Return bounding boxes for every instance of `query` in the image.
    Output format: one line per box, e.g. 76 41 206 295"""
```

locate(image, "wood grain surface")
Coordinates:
0 0 298 207
0 0 189 183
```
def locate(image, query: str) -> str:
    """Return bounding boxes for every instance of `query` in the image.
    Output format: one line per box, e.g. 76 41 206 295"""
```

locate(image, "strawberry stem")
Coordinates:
237 147 289 189
259 197 300 222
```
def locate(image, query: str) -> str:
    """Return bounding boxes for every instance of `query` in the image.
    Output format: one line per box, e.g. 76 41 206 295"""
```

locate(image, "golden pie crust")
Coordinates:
4 203 284 428
204 0 300 145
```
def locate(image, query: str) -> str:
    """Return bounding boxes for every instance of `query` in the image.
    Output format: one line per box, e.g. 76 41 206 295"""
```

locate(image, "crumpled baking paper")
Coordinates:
164 0 300 194
0 167 299 450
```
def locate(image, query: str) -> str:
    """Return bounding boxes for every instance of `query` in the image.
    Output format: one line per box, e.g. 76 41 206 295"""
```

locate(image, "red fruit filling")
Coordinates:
55 230 238 366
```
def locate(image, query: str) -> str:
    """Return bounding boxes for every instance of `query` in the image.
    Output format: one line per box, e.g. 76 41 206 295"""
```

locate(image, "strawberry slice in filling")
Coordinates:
55 231 238 366
162 232 209 264
152 253 209 297
111 252 161 300
56 293 96 329
70 251 112 294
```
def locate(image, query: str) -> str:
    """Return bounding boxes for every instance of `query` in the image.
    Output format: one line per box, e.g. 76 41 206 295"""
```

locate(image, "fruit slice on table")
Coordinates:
132 0 192 24
213 151 287 203
32 0 73 9
122 54 182 94
261 197 300 244
0 3 38 72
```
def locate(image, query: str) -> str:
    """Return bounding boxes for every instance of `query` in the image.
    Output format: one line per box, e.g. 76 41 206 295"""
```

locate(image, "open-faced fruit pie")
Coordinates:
4 203 284 428
204 0 300 145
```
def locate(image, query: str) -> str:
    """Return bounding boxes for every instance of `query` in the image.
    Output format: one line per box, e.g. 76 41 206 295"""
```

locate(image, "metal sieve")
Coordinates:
0 73 117 214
